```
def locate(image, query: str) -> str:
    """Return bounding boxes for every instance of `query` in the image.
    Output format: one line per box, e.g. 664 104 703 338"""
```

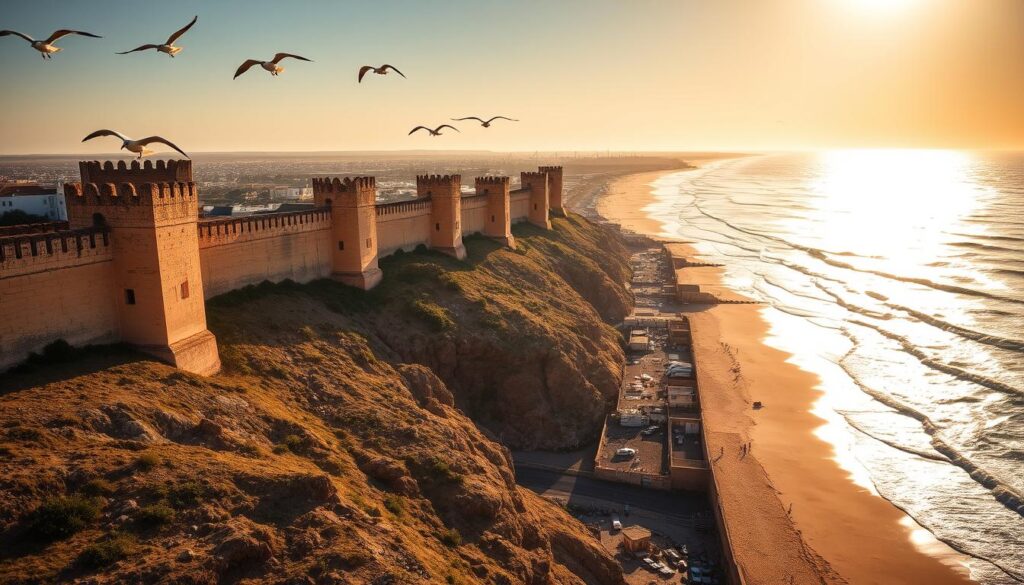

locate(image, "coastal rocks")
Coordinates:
210 518 276 572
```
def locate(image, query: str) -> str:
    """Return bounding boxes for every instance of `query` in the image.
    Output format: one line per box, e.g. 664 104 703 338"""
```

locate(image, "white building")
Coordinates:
271 186 314 201
0 182 67 221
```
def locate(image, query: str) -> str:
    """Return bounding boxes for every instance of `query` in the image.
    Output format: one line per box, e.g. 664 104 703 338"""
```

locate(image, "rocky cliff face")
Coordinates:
0 213 632 584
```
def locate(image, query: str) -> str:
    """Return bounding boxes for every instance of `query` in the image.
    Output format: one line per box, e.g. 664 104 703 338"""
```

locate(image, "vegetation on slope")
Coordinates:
0 213 632 584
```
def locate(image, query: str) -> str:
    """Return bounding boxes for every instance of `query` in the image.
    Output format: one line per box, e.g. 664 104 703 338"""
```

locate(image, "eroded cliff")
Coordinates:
0 213 631 584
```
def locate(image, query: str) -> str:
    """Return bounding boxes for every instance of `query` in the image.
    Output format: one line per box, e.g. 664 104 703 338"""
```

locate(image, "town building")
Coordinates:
0 181 67 221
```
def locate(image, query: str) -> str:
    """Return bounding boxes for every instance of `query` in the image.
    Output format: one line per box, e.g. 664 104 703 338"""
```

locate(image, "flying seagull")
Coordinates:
0 29 101 59
452 116 519 128
117 15 197 58
234 53 312 78
82 130 189 159
358 64 405 83
409 125 460 137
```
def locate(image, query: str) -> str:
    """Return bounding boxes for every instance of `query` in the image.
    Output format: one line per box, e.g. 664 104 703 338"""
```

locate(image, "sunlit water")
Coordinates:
644 151 1024 584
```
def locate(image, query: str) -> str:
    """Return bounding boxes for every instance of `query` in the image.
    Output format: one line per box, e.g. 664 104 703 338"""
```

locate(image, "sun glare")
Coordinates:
837 0 925 14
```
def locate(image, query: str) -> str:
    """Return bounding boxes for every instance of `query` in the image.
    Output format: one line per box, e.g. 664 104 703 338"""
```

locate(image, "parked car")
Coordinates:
641 425 660 436
659 566 675 576
615 447 636 457
611 517 622 530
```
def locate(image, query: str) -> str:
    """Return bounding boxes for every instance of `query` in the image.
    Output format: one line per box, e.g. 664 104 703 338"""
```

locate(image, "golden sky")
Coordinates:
1 0 1021 153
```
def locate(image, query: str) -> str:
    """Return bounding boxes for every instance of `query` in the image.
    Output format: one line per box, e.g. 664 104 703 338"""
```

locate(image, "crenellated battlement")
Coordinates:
475 176 510 187
521 171 548 183
538 166 563 174
312 176 376 194
79 159 193 186
416 174 461 186
65 181 198 206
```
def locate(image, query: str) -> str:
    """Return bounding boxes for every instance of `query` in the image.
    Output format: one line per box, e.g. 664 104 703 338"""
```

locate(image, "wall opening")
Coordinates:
491 214 496 223
125 289 136 305
435 222 440 231
338 241 344 251
92 213 107 227
365 238 372 249
180 281 190 300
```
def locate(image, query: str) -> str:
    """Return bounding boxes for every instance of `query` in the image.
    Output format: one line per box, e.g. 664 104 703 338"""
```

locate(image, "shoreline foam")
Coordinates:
594 167 975 584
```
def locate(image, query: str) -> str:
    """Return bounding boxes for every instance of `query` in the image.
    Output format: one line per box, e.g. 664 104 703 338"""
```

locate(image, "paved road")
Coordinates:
514 465 709 522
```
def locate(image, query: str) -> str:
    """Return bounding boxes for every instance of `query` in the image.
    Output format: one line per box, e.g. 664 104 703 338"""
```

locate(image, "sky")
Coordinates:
1 0 1022 154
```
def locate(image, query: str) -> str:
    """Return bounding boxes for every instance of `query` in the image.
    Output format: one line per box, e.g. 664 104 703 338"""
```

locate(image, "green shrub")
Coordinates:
383 494 405 516
135 452 160 471
134 502 174 528
169 481 204 508
426 457 463 484
80 478 115 497
282 434 304 452
76 533 135 569
272 444 290 455
407 299 455 332
27 495 101 541
439 528 462 548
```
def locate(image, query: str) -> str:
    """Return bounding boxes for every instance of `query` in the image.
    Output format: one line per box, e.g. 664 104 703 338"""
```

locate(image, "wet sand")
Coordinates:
592 170 974 584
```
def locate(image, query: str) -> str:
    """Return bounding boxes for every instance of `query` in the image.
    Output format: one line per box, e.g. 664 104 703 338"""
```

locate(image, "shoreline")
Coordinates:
590 167 975 584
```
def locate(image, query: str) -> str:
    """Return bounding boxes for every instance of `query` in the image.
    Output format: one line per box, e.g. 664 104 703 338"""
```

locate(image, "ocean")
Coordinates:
646 151 1024 584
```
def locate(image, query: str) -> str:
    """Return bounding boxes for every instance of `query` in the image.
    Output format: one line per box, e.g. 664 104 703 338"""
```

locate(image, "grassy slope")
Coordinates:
0 214 631 584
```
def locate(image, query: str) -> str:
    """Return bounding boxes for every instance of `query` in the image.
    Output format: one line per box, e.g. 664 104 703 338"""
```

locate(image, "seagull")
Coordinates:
82 130 189 159
408 125 460 137
452 116 519 128
0 29 102 59
234 53 312 79
116 15 197 58
358 64 405 83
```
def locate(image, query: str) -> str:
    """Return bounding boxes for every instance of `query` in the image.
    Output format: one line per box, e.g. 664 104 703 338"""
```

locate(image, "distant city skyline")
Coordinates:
1 0 1022 154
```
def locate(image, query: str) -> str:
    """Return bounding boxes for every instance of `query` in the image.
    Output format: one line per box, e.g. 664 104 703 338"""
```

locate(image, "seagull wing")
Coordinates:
358 65 373 83
45 29 102 44
408 126 432 136
435 125 460 133
117 44 159 54
0 30 35 43
137 136 190 159
486 116 519 124
166 15 198 44
82 129 129 143
380 64 405 78
272 52 312 64
452 117 485 124
234 59 262 79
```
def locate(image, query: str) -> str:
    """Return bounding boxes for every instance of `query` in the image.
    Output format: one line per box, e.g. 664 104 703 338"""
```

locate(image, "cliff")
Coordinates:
0 213 632 584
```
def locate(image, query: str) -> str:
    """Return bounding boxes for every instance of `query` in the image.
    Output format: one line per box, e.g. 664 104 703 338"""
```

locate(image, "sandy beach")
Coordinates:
593 170 975 584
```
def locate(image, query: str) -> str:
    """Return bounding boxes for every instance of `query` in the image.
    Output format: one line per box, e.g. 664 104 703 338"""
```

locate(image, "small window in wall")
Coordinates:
180 280 190 299
491 214 496 223
125 289 136 305
435 222 440 231
534 203 538 210
338 241 344 251
365 237 372 249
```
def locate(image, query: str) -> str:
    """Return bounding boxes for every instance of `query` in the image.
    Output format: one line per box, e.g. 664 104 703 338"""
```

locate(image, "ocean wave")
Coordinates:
887 304 1024 353
849 319 1024 398
812 281 892 320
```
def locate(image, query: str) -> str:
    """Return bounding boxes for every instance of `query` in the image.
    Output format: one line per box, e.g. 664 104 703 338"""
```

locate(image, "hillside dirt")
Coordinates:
0 214 632 585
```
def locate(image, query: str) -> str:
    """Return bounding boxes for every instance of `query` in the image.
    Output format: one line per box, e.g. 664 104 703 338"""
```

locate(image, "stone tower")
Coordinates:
520 171 551 230
418 174 466 259
312 176 383 290
475 176 515 248
64 160 220 375
538 166 564 217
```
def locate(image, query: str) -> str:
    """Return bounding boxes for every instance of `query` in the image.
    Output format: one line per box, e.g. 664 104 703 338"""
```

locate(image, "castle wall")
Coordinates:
375 199 433 256
197 208 332 298
0 229 119 370
460 194 488 236
510 189 530 223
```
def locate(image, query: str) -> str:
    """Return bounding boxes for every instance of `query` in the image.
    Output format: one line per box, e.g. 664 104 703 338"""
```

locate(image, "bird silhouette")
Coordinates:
408 125 460 137
117 15 198 58
0 29 101 59
82 130 189 159
234 53 312 79
454 115 520 127
452 116 519 128
358 64 405 83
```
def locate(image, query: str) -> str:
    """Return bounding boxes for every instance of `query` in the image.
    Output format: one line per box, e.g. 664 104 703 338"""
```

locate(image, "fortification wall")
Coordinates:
0 228 119 370
460 194 488 236
375 199 432 256
197 208 332 298
510 189 530 223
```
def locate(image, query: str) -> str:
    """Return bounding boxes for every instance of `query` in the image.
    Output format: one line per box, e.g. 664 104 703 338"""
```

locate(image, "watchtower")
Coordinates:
418 174 466 259
475 176 515 248
520 171 551 230
538 166 565 217
64 159 220 375
312 176 383 290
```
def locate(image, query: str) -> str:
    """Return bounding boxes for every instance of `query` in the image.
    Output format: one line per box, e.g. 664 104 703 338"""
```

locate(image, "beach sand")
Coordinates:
592 170 974 584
